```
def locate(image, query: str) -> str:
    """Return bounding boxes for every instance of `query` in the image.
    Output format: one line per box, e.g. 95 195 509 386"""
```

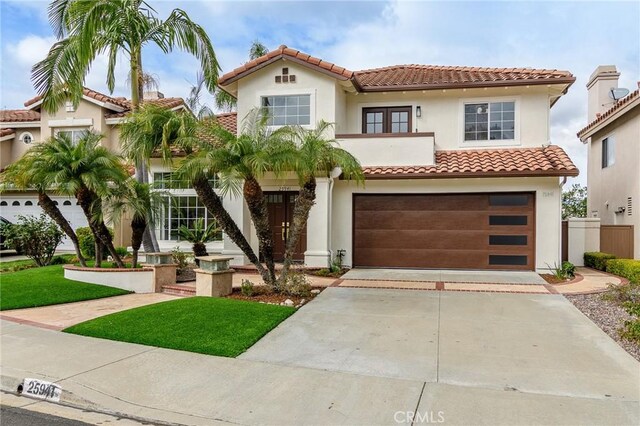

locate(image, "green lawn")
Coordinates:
0 264 130 310
64 297 296 357
0 255 74 273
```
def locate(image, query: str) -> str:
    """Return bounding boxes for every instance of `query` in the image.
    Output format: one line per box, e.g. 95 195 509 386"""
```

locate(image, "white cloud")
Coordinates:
6 35 56 67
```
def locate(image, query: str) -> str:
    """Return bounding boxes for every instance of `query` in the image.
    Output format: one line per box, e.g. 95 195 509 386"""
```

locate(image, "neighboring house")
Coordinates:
577 65 639 259
196 45 578 271
0 88 193 250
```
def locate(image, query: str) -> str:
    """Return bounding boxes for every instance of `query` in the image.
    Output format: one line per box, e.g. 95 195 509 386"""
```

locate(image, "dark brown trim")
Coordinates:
353 77 577 93
362 106 412 134
336 132 434 139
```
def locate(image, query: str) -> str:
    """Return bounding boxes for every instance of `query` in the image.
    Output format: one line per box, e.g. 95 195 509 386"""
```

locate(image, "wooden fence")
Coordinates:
600 225 635 259
561 220 568 262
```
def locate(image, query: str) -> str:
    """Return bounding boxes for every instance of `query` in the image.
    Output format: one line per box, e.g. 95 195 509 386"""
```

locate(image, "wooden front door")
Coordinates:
265 192 307 262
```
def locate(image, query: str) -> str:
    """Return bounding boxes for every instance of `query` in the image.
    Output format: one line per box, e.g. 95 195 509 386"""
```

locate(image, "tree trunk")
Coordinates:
76 187 125 268
279 177 317 287
191 176 271 284
131 216 146 269
243 177 276 285
192 242 208 257
95 240 102 267
37 191 87 267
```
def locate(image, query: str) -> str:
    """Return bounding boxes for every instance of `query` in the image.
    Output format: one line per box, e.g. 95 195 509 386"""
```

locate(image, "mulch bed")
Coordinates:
566 293 640 362
177 267 196 283
225 286 322 306
540 274 573 285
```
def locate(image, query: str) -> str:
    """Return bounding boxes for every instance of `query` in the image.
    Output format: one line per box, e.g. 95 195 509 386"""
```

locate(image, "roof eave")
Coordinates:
577 97 640 141
355 77 577 93
362 169 579 180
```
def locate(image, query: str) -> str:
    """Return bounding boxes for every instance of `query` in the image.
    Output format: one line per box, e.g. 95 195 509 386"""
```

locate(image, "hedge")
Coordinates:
584 252 617 271
606 259 640 284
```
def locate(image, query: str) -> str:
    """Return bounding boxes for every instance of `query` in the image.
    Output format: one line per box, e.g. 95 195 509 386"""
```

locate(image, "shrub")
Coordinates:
241 279 255 296
3 214 64 266
602 281 640 305
547 261 574 280
584 252 616 271
281 271 312 297
115 246 129 258
77 226 113 259
49 255 71 265
620 319 640 343
562 261 576 278
314 268 331 277
606 259 640 284
171 247 190 274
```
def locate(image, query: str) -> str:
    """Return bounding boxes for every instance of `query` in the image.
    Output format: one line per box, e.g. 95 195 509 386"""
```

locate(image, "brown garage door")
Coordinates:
353 193 535 270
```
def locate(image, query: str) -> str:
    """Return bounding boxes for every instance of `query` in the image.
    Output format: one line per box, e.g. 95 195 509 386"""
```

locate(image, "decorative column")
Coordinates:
304 177 332 267
143 252 177 292
195 256 235 297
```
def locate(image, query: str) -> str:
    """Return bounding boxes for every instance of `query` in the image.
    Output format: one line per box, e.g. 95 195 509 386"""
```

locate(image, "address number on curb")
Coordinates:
21 378 62 402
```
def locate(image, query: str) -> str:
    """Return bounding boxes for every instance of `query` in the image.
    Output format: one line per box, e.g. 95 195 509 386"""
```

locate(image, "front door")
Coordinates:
265 192 307 262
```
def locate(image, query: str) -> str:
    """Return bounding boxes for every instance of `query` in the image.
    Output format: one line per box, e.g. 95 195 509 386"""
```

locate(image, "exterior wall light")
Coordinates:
416 106 422 118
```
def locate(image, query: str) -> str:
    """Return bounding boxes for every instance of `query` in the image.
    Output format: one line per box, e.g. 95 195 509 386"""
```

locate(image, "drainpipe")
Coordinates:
558 176 568 270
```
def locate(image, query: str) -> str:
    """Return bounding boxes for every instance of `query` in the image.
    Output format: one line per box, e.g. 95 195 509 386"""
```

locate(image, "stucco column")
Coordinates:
221 192 250 266
568 218 601 266
305 177 332 267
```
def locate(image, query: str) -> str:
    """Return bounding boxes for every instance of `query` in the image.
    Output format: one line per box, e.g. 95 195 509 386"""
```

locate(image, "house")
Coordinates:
0 88 190 250
577 65 639 259
194 45 578 272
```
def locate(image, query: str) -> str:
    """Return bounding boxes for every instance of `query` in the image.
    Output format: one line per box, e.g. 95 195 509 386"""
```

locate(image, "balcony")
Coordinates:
334 132 435 167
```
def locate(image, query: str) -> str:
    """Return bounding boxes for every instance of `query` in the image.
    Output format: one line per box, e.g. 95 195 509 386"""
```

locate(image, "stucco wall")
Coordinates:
587 107 640 258
9 127 41 163
330 176 563 272
64 267 155 293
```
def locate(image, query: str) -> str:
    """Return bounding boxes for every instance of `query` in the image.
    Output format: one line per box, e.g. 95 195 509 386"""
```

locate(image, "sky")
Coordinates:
1 0 639 186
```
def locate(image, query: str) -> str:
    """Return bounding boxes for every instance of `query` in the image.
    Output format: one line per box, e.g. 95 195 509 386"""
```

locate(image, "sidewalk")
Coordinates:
1 320 637 425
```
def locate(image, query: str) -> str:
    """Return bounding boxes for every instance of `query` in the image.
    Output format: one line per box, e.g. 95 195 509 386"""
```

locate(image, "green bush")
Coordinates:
171 247 190 274
606 259 640 284
241 279 255 296
620 319 640 343
76 226 113 259
584 252 616 271
561 261 576 278
115 246 129 258
3 215 64 266
602 281 640 305
281 271 312 297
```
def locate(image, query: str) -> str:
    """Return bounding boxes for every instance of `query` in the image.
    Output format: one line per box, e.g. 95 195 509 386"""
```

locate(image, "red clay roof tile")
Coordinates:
361 146 578 179
104 97 186 118
0 109 41 123
24 87 131 109
214 112 237 134
0 128 15 137
577 88 640 138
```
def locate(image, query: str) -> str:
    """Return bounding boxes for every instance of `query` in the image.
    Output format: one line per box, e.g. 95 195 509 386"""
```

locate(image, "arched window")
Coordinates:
25 201 33 206
0 201 7 206
19 132 34 144
54 201 59 205
63 200 72 206
12 201 20 206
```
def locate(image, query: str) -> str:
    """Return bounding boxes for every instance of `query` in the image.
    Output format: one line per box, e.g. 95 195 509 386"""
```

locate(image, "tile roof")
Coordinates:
214 112 237 134
218 45 575 92
219 45 353 85
105 97 186 118
577 88 640 139
361 145 578 179
24 87 130 109
353 65 576 91
0 128 15 137
0 109 41 123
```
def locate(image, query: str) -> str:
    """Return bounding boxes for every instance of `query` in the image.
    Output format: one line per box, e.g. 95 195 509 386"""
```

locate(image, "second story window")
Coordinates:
464 101 515 141
57 128 88 145
602 136 615 168
261 95 310 126
362 107 411 134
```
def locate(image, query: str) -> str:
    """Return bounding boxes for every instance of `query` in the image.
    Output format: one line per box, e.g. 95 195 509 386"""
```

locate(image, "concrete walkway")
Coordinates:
0 294 177 330
1 287 638 425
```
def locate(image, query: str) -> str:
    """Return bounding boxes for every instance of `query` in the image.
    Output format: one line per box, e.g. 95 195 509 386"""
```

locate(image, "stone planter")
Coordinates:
194 256 235 297
142 252 177 292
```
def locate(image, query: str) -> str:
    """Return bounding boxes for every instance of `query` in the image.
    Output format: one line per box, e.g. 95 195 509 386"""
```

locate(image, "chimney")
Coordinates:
586 65 619 122
143 91 164 100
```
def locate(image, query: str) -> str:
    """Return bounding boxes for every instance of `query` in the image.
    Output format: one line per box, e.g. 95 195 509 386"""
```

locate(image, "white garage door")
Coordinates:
0 196 88 251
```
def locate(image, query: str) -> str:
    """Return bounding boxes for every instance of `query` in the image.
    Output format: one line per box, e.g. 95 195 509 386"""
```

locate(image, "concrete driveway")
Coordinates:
241 287 639 424
341 268 547 284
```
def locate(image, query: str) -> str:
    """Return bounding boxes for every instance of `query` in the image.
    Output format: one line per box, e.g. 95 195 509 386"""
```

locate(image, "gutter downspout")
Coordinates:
327 176 335 267
558 176 568 269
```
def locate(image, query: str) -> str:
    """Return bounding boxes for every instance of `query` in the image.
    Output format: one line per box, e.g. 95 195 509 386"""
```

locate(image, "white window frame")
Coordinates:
18 132 34 144
150 170 222 242
255 88 316 130
55 127 89 144
602 134 615 168
65 100 76 112
459 96 520 147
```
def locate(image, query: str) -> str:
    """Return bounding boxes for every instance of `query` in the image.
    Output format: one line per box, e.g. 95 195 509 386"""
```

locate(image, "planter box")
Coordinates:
63 265 155 293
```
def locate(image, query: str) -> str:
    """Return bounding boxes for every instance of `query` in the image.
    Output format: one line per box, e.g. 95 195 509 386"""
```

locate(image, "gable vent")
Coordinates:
628 197 633 216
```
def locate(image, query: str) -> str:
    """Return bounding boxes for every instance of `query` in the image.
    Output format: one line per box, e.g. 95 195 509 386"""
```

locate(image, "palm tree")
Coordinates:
192 109 294 285
186 71 214 120
178 217 219 258
102 179 167 268
34 0 220 252
213 40 268 113
26 132 129 267
278 122 364 284
0 156 87 267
